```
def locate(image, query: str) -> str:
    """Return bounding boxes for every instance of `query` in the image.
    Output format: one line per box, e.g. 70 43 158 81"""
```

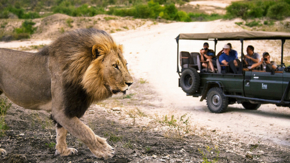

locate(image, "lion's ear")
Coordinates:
118 44 123 53
92 44 109 59
91 44 101 59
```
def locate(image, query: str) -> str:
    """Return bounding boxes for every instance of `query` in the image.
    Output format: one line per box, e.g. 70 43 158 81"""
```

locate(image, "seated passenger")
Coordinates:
219 44 242 74
217 43 236 58
244 45 260 67
250 52 277 70
200 42 216 72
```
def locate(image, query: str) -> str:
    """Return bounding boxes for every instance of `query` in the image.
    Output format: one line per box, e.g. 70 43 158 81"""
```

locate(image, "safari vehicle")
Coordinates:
176 31 290 113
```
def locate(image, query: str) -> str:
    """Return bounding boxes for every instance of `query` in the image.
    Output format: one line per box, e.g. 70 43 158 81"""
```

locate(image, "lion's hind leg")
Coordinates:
55 126 78 156
52 120 78 156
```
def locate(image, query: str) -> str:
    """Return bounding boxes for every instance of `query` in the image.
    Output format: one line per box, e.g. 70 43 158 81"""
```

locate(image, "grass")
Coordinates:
104 16 117 21
0 97 11 137
139 78 148 84
45 142 56 149
198 145 220 163
155 113 192 139
104 132 123 143
145 146 151 152
66 18 74 28
235 22 243 26
245 20 261 27
59 27 65 33
123 93 134 99
17 44 46 51
123 141 133 149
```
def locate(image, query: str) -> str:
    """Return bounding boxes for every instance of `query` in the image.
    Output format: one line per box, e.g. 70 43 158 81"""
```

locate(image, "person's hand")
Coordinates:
244 55 250 59
201 49 205 55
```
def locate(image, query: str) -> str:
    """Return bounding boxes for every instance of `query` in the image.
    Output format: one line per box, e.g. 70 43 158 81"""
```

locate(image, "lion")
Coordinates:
0 28 133 159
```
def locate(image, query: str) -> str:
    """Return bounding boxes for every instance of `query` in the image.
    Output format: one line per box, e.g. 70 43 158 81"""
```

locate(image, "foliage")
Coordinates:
267 2 290 20
15 20 37 35
245 20 261 27
226 0 290 20
0 6 40 19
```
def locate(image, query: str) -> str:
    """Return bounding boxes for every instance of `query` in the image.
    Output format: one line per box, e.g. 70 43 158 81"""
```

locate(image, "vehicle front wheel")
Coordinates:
206 87 228 113
242 102 261 110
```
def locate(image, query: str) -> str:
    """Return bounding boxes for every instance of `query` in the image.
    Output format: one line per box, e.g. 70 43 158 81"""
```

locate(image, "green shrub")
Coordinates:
15 20 37 35
0 6 40 19
263 20 274 25
235 22 243 26
226 1 251 19
66 18 73 28
13 20 37 40
245 20 261 27
267 2 290 20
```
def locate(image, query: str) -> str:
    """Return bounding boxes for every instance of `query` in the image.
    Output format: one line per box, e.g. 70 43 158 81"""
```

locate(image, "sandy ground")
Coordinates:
0 19 290 162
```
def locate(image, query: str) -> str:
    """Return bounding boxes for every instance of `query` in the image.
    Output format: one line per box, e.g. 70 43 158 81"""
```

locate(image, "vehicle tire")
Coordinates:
180 68 200 94
206 87 228 113
242 102 261 110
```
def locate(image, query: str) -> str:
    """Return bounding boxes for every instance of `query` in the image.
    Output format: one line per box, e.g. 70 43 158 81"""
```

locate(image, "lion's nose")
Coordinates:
125 82 133 86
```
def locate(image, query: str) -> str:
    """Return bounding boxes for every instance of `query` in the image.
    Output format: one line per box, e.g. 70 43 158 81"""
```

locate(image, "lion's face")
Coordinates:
82 43 133 99
102 48 133 94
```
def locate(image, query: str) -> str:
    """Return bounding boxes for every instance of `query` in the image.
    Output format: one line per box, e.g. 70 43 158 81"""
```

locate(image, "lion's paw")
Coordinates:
55 148 78 156
0 148 7 156
90 136 114 159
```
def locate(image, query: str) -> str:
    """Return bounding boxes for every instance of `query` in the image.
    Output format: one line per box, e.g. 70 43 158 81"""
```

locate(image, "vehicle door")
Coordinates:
283 70 290 101
244 71 283 100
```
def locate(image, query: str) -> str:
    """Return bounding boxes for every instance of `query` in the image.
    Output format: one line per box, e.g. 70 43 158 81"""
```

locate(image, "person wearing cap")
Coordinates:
200 42 216 72
244 45 260 67
249 52 277 70
219 44 242 73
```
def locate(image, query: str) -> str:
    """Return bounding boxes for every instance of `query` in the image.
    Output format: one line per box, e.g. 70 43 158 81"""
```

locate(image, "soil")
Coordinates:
0 80 289 163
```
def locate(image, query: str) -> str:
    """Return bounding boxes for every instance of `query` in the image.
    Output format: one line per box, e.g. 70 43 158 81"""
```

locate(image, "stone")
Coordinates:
112 107 122 111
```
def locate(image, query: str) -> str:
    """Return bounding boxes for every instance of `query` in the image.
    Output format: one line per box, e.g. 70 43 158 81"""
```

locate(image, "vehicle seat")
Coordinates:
216 57 221 73
180 51 201 71
190 52 201 71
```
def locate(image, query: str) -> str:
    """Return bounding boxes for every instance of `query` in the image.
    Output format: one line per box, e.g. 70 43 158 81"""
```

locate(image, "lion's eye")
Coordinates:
113 64 119 69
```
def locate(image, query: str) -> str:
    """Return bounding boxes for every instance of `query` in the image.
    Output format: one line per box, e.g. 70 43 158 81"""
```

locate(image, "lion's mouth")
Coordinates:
112 90 127 95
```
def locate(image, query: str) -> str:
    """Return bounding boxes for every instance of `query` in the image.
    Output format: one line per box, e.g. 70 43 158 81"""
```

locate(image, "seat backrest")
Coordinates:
191 52 201 70
180 51 191 68
216 57 221 73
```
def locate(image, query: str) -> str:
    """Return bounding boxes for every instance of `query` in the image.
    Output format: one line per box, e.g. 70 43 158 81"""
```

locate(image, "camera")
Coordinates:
264 58 267 61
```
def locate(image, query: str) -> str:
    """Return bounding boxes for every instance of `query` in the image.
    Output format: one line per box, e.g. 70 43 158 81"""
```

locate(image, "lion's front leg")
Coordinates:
53 114 114 159
55 126 78 156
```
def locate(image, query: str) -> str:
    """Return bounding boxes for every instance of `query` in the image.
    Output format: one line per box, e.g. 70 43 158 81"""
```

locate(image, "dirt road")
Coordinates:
112 20 290 148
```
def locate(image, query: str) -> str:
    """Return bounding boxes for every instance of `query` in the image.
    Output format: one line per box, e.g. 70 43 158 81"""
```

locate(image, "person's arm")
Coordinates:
250 60 263 69
221 60 228 66
247 57 259 63
200 49 205 62
244 57 248 66
204 54 213 59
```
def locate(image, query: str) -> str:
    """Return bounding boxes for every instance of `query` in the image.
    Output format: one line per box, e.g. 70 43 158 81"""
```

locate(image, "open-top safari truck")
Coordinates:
176 31 290 113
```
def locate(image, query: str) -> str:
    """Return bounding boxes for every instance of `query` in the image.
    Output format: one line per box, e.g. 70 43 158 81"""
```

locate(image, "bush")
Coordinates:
245 20 261 27
267 2 290 20
226 0 290 20
226 1 251 19
15 20 37 35
0 6 40 19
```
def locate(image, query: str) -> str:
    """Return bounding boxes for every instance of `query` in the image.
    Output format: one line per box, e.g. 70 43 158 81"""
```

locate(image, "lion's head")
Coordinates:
81 32 133 100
